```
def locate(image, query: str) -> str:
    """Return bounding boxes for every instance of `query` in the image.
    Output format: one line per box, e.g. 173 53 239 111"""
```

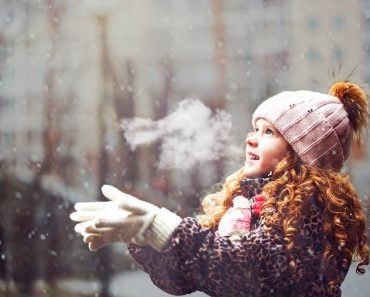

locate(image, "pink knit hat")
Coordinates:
252 82 368 171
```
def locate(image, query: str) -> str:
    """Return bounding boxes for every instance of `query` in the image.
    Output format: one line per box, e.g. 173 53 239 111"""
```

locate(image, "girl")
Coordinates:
71 81 369 297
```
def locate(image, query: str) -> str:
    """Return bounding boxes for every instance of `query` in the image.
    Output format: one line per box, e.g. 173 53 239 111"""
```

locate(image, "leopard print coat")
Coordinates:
128 179 349 297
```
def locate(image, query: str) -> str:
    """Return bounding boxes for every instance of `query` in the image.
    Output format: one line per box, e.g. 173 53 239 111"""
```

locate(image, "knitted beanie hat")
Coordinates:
252 82 368 171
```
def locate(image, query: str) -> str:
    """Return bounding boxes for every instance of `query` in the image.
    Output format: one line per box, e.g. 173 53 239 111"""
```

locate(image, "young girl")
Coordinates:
71 81 369 297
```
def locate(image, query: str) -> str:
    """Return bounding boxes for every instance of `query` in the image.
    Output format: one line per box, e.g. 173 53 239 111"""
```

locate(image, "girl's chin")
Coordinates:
243 168 259 178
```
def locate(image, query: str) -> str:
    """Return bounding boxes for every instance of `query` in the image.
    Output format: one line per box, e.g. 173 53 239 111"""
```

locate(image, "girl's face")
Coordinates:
243 118 289 178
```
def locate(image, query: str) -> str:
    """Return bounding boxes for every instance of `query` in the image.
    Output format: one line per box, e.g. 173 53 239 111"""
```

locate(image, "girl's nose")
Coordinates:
246 132 258 147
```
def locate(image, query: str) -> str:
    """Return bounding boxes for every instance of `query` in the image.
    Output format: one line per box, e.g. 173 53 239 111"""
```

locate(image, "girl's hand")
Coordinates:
70 185 159 251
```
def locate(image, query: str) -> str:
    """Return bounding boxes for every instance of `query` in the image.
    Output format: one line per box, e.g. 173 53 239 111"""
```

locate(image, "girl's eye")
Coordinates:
265 128 273 135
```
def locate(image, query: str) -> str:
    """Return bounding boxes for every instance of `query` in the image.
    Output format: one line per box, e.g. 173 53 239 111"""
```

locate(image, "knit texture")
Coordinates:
218 195 251 237
145 207 182 252
218 177 270 238
252 91 352 170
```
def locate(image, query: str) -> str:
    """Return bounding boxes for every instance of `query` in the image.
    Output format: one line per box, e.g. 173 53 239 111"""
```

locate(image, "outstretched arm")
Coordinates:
70 185 182 251
70 185 282 295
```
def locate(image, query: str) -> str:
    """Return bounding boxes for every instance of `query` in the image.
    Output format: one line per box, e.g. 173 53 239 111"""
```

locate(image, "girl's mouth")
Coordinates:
248 152 260 160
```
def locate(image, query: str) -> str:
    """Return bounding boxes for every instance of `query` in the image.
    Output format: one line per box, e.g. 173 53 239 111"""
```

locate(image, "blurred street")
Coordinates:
0 264 366 297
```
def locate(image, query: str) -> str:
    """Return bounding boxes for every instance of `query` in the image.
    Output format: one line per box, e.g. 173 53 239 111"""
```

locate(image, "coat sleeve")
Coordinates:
128 216 287 296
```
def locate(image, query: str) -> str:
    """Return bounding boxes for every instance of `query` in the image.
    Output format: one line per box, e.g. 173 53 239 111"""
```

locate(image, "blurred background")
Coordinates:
0 0 370 296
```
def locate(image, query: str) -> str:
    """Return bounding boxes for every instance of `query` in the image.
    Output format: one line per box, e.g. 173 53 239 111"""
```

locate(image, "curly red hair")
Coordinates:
198 152 369 275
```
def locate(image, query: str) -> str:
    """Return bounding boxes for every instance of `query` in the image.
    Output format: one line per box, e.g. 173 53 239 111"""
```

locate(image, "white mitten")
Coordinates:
70 185 182 252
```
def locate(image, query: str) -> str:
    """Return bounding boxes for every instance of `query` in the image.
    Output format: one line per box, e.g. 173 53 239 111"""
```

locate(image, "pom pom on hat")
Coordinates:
328 82 368 139
252 81 369 171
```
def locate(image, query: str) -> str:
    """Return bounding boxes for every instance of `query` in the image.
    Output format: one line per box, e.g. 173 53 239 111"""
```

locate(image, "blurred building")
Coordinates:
366 0 370 82
289 0 366 90
1 0 369 203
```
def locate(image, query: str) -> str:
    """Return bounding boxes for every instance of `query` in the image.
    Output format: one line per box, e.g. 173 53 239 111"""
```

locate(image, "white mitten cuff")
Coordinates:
145 207 182 252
